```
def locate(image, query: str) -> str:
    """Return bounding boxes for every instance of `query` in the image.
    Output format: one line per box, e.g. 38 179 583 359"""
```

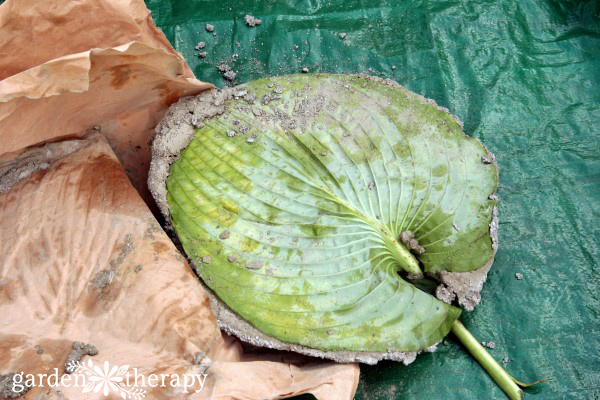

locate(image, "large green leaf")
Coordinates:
166 74 498 353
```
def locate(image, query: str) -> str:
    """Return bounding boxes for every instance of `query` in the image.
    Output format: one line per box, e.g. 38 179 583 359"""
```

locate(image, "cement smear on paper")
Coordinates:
0 138 91 195
64 342 99 373
0 373 30 399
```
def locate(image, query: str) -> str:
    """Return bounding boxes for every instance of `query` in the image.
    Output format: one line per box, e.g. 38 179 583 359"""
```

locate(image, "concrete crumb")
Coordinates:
195 42 206 50
227 256 237 263
368 182 375 190
0 373 30 398
244 15 262 26
197 52 208 58
65 342 98 373
400 230 425 254
302 67 309 73
436 260 493 311
205 24 214 32
490 206 499 250
219 230 231 240
201 256 212 264
487 341 496 349
339 32 347 39
246 261 263 269
453 222 461 231
424 343 438 353
223 70 237 81
90 269 115 289
481 151 496 164
435 284 456 305
260 94 272 105
217 64 231 72
515 273 523 280
226 130 236 137
502 357 510 364
392 65 397 70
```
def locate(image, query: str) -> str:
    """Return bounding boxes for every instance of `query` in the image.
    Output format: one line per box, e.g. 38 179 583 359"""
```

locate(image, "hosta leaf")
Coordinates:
166 74 498 353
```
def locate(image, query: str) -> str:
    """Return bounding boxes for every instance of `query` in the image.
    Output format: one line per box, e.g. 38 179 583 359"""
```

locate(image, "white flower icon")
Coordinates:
88 361 124 396
67 359 145 399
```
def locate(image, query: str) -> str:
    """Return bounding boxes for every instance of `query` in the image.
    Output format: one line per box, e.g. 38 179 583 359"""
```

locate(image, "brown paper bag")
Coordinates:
0 0 210 205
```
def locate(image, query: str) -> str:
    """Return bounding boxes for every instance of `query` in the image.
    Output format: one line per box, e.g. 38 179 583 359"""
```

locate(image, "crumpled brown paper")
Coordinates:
0 134 359 399
0 0 210 207
0 0 359 398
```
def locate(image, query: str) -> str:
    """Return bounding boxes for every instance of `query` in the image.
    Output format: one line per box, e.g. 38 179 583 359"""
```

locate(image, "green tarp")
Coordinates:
144 0 600 398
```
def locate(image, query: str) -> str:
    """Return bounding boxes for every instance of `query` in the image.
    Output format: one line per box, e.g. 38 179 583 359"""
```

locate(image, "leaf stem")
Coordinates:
382 234 423 278
451 320 527 400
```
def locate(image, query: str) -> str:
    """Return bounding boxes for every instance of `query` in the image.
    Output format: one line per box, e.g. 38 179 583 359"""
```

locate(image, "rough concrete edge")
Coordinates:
434 142 499 311
148 74 497 364
355 74 465 129
148 88 231 222
207 288 439 365
364 72 500 312
0 133 102 195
